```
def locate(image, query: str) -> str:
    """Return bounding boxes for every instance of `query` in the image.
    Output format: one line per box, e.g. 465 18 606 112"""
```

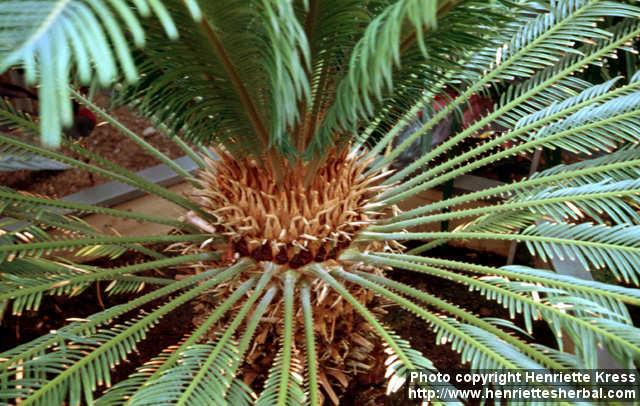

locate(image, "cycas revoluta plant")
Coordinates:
2 0 640 404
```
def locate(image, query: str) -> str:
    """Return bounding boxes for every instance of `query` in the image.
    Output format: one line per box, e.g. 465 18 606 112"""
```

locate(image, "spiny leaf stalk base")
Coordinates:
186 150 389 269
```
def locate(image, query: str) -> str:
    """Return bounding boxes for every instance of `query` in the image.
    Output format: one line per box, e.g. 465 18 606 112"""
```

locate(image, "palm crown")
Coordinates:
2 0 640 405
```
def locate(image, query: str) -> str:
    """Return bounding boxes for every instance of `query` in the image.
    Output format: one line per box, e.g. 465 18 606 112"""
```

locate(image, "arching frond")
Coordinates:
381 19 640 201
256 271 304 406
369 252 640 310
351 252 640 368
174 268 276 406
97 271 260 405
520 222 640 284
336 267 544 370
0 132 204 214
0 254 213 317
0 186 190 230
378 0 640 170
362 221 640 285
374 178 640 233
0 0 196 147
306 0 438 155
0 264 242 371
354 270 570 370
310 0 513 157
115 0 310 160
0 233 214 263
300 282 320 406
0 260 246 406
71 90 196 184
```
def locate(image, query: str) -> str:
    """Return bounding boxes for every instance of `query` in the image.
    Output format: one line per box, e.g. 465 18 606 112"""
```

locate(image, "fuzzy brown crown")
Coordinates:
187 150 386 268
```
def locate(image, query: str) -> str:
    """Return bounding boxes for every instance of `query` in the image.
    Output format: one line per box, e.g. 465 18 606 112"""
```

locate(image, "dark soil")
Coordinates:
0 94 184 197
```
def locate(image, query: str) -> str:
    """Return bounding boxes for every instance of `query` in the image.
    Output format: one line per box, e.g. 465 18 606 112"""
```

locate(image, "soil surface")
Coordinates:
0 94 184 197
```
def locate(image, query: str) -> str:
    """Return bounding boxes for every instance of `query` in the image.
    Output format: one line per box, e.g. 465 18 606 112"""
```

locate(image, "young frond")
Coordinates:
306 0 438 155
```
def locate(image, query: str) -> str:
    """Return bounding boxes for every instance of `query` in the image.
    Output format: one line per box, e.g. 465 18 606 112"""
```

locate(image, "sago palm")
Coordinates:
2 0 640 404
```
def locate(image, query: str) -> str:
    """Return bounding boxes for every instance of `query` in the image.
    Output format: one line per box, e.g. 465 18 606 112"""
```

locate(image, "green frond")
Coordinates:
1 312 159 405
374 178 640 234
336 268 542 370
382 17 640 197
378 0 638 169
94 341 190 406
521 222 640 284
126 339 254 406
306 0 437 156
464 178 640 236
361 0 540 158
4 0 640 403
98 272 260 405
0 263 240 371
0 132 204 214
383 72 640 191
524 92 640 154
222 285 279 402
0 0 194 147
501 76 624 129
353 252 640 368
102 275 173 296
174 268 276 406
256 270 304 406
255 343 305 406
0 254 214 316
64 140 206 214
362 221 640 285
359 0 516 154
530 145 640 183
0 190 172 259
299 282 319 406
1 200 96 236
0 258 93 315
0 233 215 263
393 145 640 235
527 344 584 369
71 90 197 184
259 0 311 154
523 292 640 367
310 264 448 400
0 186 191 231
310 0 514 158
0 260 247 406
369 252 640 310
355 270 568 370
115 0 310 159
